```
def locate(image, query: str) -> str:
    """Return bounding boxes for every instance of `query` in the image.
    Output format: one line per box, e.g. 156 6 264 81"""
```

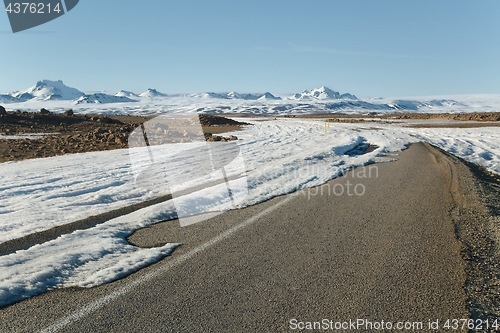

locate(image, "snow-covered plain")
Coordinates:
0 118 499 307
5 92 500 116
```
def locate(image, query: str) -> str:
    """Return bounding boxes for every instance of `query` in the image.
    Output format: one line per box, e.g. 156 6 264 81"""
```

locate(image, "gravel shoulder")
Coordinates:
429 145 500 325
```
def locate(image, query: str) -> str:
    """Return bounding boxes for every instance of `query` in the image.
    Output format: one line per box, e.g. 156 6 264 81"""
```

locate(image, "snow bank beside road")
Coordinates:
0 118 499 307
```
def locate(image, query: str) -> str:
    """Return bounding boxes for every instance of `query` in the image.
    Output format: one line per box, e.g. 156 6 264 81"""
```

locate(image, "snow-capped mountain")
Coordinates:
339 93 358 100
139 89 168 98
13 80 85 101
191 91 281 100
291 86 358 100
226 92 271 100
387 99 466 111
115 90 139 99
74 93 136 104
192 92 227 99
0 94 22 103
258 92 282 100
14 92 36 102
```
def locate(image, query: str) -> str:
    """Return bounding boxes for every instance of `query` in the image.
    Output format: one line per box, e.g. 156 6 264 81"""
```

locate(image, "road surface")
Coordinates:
0 142 468 332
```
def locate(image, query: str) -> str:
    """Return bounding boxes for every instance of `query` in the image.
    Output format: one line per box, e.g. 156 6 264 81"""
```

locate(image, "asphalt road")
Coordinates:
0 142 469 332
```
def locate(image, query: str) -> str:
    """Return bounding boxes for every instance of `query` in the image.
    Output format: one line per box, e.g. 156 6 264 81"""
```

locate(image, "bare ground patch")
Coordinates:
0 110 249 163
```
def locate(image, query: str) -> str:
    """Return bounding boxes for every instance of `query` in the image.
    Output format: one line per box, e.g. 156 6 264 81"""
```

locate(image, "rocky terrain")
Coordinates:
293 111 500 122
319 112 500 126
381 112 500 121
0 107 247 163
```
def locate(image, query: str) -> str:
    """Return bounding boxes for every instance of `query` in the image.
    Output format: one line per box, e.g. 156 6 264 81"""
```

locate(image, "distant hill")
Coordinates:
74 93 136 104
139 88 168 98
13 80 85 101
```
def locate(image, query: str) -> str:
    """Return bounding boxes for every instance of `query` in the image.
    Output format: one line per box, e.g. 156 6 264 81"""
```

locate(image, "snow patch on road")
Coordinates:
0 200 179 306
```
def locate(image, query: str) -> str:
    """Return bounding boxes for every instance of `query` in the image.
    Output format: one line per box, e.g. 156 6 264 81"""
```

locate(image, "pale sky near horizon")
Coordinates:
1 0 499 97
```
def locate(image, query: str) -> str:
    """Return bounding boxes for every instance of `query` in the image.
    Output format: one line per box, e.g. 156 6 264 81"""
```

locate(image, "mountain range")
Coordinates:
0 80 359 105
0 80 473 114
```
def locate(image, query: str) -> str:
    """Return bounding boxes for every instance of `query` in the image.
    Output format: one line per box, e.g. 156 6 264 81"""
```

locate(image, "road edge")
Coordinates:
425 142 500 325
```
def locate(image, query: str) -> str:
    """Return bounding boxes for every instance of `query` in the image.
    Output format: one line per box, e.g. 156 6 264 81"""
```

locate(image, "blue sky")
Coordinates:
1 0 499 97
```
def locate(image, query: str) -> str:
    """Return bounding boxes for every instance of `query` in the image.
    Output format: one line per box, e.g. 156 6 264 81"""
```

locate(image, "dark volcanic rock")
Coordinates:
198 114 249 126
0 112 246 163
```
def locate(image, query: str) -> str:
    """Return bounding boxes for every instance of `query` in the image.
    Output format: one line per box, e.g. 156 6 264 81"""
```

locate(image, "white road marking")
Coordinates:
38 194 296 333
